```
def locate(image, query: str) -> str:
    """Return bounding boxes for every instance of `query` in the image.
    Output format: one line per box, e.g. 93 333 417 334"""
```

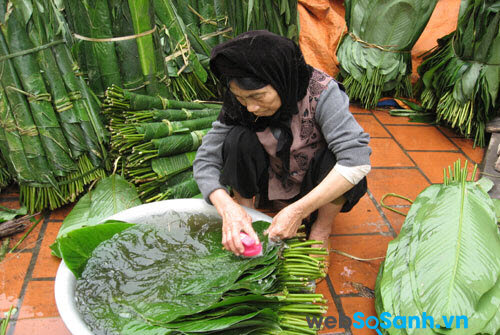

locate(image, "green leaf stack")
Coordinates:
62 0 171 98
71 217 327 334
375 160 500 335
104 86 222 203
417 0 500 147
0 0 107 213
337 0 438 109
224 0 299 43
153 0 218 101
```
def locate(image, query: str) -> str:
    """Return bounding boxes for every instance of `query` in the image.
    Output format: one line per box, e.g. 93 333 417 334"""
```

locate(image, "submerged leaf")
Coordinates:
58 220 135 277
75 217 277 333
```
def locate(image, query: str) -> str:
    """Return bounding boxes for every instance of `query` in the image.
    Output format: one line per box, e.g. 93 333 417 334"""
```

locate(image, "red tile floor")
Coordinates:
0 105 485 335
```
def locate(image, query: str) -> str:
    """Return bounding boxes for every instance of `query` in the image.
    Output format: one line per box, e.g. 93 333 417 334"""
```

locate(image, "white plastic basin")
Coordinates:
54 199 273 335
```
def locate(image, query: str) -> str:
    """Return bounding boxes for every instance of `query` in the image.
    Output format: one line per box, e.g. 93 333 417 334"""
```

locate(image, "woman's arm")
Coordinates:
266 80 371 240
193 121 260 256
193 120 232 202
265 168 353 240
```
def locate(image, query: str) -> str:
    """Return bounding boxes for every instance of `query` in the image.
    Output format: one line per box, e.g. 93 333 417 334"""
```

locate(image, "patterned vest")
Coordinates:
256 69 333 200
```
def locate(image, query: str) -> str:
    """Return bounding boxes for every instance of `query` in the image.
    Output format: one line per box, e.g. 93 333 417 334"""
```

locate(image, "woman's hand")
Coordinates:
209 189 260 256
221 201 260 255
265 203 306 241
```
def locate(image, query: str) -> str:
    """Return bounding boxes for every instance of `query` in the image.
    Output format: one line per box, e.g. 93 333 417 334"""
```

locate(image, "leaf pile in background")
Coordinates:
0 155 11 191
0 0 107 213
63 0 170 97
104 86 222 202
224 0 299 42
336 0 437 109
375 161 500 335
417 0 500 147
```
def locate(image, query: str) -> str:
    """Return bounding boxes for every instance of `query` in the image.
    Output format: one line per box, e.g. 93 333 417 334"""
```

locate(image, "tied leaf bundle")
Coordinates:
62 0 170 97
106 85 221 202
0 0 107 213
224 0 299 42
417 0 500 147
72 217 327 334
104 84 221 112
153 0 219 101
375 160 500 335
0 154 11 190
337 0 437 109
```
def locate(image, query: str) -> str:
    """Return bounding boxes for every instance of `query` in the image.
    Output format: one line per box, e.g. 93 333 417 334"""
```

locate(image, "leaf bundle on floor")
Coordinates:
106 86 221 202
337 0 438 109
375 160 500 335
0 0 107 212
417 0 500 147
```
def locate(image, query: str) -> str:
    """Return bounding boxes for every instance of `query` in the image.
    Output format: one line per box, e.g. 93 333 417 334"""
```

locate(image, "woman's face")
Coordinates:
229 81 282 117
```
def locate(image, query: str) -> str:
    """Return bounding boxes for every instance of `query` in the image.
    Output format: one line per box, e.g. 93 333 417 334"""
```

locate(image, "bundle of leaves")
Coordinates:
104 86 221 202
153 0 222 101
67 216 328 335
417 0 500 147
0 0 107 213
61 0 171 98
375 160 500 335
336 0 437 109
224 0 299 42
0 155 10 190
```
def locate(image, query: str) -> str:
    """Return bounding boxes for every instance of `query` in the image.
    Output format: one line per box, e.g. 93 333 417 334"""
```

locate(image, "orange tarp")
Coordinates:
298 0 461 81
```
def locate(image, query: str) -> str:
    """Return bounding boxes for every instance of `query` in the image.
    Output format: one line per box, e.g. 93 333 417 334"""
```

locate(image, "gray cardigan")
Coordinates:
193 80 371 203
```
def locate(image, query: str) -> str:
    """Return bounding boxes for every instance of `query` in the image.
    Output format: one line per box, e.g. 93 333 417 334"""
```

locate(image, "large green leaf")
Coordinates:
50 174 141 257
376 173 500 335
412 182 500 333
57 220 135 277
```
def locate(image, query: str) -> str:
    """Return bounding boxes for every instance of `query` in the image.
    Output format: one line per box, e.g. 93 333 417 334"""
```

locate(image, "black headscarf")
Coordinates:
210 30 313 185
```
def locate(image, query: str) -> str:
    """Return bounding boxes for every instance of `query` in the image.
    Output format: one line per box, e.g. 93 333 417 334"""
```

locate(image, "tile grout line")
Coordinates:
378 123 444 127
406 149 461 153
30 277 56 281
433 126 483 166
325 275 353 335
0 196 20 202
370 111 433 185
371 166 418 170
329 232 391 237
7 212 51 335
366 190 397 239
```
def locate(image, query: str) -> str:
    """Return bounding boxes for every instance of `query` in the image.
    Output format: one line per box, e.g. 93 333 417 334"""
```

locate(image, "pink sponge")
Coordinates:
240 232 263 258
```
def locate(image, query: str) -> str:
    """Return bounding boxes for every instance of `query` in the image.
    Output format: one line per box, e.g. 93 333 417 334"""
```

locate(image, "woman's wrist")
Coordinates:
209 189 236 214
289 200 310 221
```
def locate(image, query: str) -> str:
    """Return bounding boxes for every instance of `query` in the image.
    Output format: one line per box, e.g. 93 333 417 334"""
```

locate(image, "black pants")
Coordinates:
220 126 367 233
